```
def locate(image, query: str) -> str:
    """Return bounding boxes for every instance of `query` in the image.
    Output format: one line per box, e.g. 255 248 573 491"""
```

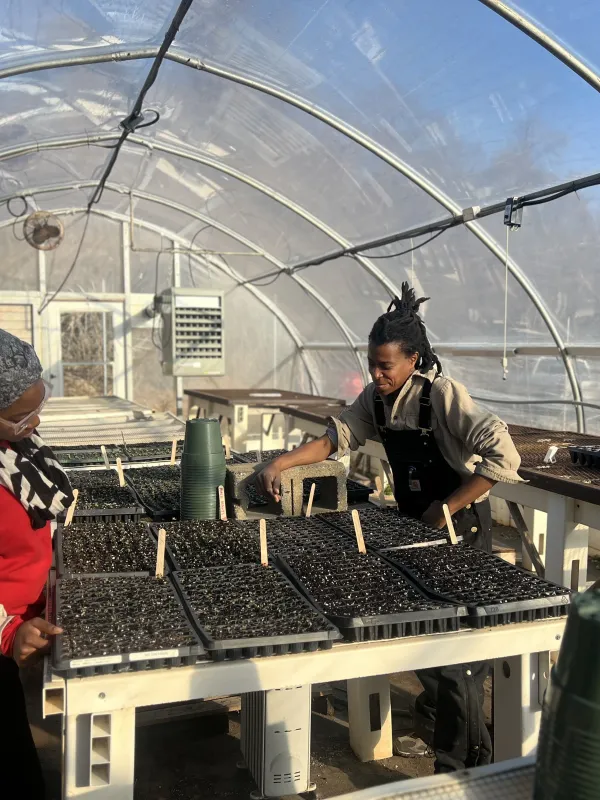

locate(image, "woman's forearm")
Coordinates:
273 435 336 470
446 474 496 515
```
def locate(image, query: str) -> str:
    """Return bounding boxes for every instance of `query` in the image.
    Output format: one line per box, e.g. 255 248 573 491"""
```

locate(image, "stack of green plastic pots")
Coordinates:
534 589 600 799
180 418 226 520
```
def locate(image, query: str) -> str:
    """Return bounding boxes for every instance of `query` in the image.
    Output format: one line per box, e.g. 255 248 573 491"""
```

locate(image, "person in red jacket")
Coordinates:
0 329 73 798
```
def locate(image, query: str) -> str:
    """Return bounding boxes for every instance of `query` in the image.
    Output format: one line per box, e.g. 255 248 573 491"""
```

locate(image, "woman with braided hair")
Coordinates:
259 282 522 774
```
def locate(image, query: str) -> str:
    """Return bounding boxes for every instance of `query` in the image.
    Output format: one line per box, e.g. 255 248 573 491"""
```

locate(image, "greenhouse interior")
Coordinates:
1 2 600 799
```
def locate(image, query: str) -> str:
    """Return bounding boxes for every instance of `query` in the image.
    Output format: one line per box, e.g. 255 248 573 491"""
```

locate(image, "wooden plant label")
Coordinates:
100 445 110 469
156 528 166 578
170 438 178 465
352 509 367 554
259 518 268 566
223 435 231 460
305 482 316 518
218 485 227 520
442 504 458 545
115 458 125 487
374 475 386 508
64 489 79 527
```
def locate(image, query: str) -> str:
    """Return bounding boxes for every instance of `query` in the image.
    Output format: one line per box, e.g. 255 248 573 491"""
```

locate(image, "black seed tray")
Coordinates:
383 544 571 627
55 521 158 577
58 470 144 523
52 573 204 677
346 479 372 505
568 445 600 468
54 444 124 468
260 516 354 557
125 465 181 521
318 507 455 550
151 519 261 570
124 441 184 463
173 563 341 661
277 550 466 642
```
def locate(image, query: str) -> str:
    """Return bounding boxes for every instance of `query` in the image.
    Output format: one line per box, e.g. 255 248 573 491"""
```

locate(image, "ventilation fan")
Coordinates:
23 211 64 251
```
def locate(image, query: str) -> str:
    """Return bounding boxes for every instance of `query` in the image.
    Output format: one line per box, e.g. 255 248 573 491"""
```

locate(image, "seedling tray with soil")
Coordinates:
54 444 124 468
384 543 571 627
55 521 158 577
59 470 143 523
125 465 181 521
277 550 465 642
318 507 456 550
345 479 372 505
153 519 261 570
262 516 354 557
123 441 184 463
301 478 371 505
53 573 204 677
173 563 341 660
568 445 600 468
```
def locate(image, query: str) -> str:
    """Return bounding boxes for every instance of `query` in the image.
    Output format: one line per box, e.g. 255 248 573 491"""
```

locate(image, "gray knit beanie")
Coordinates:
0 329 43 410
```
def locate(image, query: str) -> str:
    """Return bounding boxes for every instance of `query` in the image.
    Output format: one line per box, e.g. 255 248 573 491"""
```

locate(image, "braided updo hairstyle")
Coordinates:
369 282 441 374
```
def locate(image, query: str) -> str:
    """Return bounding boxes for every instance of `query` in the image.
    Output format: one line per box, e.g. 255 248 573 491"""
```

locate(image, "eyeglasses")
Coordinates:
0 380 52 436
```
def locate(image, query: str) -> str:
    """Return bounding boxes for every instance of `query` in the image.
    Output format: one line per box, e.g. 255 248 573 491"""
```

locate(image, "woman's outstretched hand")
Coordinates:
257 461 283 502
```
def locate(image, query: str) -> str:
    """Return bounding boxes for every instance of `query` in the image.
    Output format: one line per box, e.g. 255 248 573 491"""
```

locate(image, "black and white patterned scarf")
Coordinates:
0 433 74 529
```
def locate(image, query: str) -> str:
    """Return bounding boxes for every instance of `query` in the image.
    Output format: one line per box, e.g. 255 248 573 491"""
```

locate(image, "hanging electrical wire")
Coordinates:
35 0 195 314
87 0 194 211
354 229 446 259
38 212 92 314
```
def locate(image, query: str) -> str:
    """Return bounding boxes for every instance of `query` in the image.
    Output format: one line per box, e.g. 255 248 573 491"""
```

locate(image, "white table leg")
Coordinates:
521 507 547 572
64 708 135 799
347 675 393 762
493 653 547 762
546 495 589 589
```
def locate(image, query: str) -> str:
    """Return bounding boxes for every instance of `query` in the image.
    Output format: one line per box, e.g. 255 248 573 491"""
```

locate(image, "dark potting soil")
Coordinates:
163 520 260 569
127 465 181 512
387 544 570 606
320 507 451 549
56 575 197 659
176 563 328 640
283 550 448 617
54 444 124 467
124 441 183 462
261 516 353 557
67 469 138 510
58 521 156 575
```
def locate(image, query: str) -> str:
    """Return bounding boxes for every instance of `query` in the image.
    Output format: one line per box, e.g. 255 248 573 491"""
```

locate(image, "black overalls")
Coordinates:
374 377 493 773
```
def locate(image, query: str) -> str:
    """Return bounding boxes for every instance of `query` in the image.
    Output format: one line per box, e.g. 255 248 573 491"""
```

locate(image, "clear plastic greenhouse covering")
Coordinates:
0 1 599 432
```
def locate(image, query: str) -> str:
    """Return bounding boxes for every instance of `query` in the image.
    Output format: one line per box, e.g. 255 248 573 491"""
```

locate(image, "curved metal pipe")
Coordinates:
0 207 321 392
2 178 368 384
0 131 401 305
0 46 584 426
476 0 600 94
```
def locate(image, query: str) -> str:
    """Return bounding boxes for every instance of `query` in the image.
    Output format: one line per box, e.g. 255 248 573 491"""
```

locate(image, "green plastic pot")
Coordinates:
534 590 600 799
183 419 223 455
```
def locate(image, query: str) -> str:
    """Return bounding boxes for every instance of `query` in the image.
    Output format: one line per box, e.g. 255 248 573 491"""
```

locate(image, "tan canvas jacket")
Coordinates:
328 369 523 490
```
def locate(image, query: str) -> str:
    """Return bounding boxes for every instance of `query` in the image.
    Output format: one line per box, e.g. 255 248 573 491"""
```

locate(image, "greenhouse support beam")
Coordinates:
0 48 583 427
0 179 368 385
303 342 600 357
477 0 600 94
0 209 321 393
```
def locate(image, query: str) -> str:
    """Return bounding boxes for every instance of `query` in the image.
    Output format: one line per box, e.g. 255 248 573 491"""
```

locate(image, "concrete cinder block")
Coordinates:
285 459 348 516
225 459 347 519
